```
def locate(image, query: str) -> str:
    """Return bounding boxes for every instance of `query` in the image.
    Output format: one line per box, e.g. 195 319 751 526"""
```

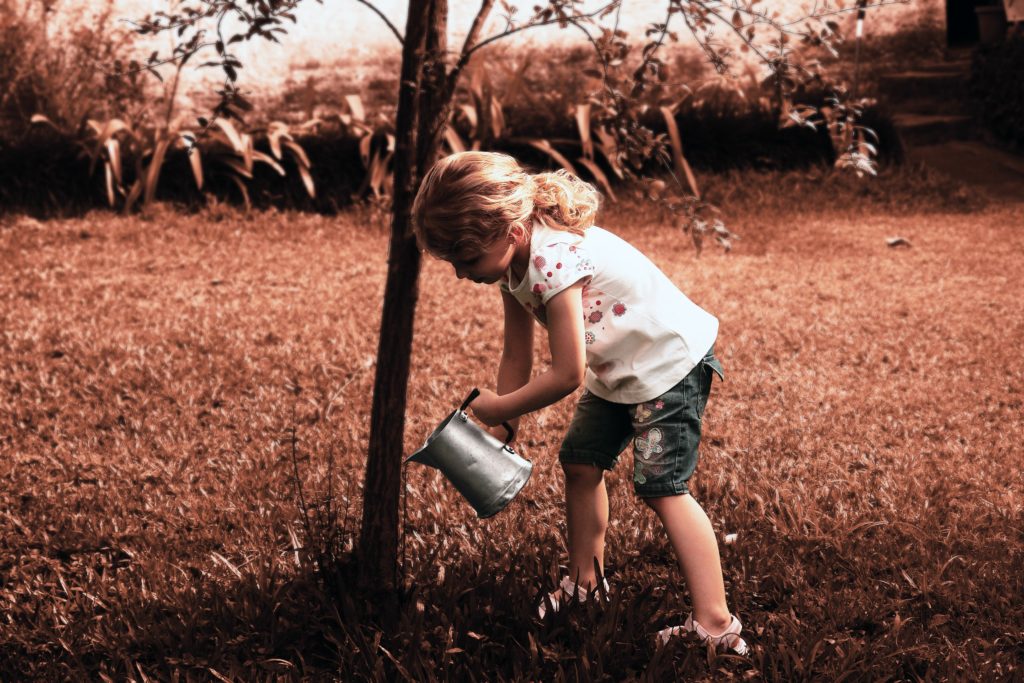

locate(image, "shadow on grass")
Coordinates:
0 539 750 681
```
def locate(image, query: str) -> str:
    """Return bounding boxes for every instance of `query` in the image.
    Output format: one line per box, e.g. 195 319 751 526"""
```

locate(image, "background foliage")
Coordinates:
0 1 150 143
969 36 1024 151
0 7 923 218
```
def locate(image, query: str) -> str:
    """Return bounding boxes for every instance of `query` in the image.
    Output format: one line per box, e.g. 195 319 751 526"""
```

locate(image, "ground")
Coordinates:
1 170 1021 680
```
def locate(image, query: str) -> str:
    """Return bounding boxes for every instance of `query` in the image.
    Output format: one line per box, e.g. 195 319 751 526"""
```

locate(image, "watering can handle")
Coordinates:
461 388 516 447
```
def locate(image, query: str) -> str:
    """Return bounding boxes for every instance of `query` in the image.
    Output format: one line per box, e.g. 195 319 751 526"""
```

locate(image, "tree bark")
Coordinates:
357 0 449 598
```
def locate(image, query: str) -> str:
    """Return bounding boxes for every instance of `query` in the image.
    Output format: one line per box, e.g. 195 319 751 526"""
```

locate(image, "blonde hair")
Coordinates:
412 151 600 260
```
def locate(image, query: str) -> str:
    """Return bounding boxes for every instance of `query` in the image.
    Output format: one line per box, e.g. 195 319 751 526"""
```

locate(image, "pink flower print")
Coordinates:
588 310 603 324
547 271 553 277
634 398 665 424
532 283 546 295
612 302 626 317
585 331 596 345
569 246 577 253
556 262 563 269
533 255 547 269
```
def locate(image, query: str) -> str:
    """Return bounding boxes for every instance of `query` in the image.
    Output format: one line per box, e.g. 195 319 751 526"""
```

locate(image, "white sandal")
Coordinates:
657 613 749 655
537 576 610 618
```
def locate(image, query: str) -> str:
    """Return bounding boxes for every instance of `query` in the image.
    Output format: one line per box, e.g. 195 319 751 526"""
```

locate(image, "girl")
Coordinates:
411 151 747 654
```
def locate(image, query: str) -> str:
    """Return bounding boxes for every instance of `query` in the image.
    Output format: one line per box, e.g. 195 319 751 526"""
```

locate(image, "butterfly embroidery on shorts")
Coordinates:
633 427 667 485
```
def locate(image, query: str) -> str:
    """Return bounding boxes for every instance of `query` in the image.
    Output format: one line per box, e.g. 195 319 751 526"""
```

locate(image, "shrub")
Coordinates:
0 119 345 218
0 1 151 145
969 36 1024 150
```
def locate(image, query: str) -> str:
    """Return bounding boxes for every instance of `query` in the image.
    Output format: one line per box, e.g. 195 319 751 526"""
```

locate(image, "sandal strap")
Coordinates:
689 614 747 654
539 576 611 617
559 576 610 602
660 614 748 654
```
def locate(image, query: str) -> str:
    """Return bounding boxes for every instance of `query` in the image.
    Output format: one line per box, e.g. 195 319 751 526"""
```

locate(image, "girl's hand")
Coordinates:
470 388 508 427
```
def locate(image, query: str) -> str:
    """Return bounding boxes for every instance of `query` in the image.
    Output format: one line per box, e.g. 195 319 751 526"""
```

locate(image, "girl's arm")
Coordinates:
472 283 586 427
493 289 535 436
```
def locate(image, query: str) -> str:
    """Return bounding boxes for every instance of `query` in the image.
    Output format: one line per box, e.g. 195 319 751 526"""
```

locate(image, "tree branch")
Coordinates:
442 0 496 100
460 0 496 63
445 1 620 97
465 1 619 61
355 0 404 45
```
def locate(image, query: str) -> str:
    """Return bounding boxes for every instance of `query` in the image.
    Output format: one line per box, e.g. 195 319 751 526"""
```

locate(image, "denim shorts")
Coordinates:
558 348 724 498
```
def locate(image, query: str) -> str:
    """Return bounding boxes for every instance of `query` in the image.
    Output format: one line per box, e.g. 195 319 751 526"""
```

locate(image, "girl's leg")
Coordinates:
563 462 608 589
645 493 733 634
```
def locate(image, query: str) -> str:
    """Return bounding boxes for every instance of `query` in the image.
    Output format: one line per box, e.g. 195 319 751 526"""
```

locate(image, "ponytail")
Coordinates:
530 169 600 236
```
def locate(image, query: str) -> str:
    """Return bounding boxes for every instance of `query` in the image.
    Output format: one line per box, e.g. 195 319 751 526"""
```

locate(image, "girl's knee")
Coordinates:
561 462 604 486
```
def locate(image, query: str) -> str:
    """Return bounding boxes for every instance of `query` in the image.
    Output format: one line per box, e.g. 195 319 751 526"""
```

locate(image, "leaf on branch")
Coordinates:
233 93 255 112
144 137 171 207
30 114 59 130
214 119 246 156
104 163 116 208
282 140 312 170
253 150 286 176
575 104 593 161
659 106 700 199
345 95 366 123
124 179 143 214
490 96 505 139
576 157 617 203
444 125 467 154
267 122 288 160
106 138 123 186
220 156 253 180
180 134 203 190
525 139 577 176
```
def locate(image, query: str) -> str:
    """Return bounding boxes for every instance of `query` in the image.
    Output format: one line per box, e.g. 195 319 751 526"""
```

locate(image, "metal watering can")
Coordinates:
406 389 533 519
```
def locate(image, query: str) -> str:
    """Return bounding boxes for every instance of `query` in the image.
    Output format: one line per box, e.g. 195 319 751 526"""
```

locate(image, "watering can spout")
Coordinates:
406 448 436 468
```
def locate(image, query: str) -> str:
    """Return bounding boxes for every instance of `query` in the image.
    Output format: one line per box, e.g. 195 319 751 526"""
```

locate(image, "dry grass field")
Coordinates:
1 167 1022 680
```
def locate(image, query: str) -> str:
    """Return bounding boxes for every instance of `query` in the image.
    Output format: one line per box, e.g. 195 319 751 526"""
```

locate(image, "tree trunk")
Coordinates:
356 0 449 598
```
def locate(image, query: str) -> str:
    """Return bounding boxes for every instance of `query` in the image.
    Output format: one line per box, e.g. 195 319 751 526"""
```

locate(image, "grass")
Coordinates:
1 165 1021 680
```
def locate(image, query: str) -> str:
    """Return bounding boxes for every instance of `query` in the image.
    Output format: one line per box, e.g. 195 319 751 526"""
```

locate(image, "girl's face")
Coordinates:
448 232 521 285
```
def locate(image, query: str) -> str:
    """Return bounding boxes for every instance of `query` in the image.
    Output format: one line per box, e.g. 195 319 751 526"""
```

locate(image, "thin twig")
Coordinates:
696 2 773 66
464 1 619 61
779 0 908 28
355 0 404 45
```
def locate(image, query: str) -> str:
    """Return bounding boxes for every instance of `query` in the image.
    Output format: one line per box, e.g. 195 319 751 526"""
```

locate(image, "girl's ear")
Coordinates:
509 222 526 244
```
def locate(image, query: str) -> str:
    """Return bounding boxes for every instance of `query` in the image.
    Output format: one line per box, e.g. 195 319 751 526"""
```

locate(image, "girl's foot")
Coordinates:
657 613 749 655
537 576 610 618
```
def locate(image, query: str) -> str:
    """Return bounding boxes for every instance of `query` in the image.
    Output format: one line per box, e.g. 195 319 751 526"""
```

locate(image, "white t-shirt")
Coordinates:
499 220 719 404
